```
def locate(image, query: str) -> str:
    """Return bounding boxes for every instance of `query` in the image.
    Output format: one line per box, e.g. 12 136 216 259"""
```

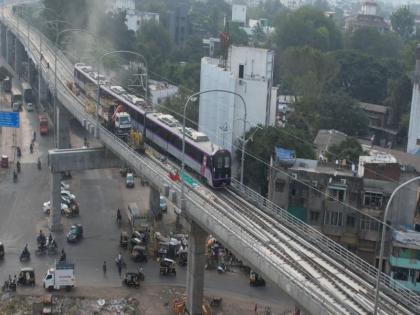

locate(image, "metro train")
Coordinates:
73 63 231 188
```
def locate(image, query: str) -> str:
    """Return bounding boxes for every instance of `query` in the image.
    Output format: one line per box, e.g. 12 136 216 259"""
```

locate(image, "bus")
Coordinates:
11 87 22 111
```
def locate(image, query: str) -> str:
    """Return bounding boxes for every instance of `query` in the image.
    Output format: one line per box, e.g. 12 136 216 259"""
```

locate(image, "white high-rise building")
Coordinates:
198 46 277 158
407 45 420 155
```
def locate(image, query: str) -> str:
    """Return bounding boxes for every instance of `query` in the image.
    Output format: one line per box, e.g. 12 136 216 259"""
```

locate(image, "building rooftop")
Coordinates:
392 229 420 250
358 102 388 114
370 146 420 171
289 159 354 177
314 129 347 154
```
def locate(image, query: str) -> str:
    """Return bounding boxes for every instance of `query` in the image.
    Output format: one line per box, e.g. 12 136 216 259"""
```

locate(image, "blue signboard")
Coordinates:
0 111 19 128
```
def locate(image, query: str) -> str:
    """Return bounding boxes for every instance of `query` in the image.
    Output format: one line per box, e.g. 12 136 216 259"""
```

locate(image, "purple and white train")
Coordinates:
73 63 231 188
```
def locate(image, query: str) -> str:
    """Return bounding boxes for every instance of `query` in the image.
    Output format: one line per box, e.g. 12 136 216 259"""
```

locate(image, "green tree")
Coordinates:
327 137 365 163
345 27 403 59
279 46 338 98
98 11 135 52
238 125 315 194
274 6 342 51
317 92 369 136
384 75 412 127
135 21 173 73
330 50 388 103
248 0 286 21
229 22 249 46
391 6 415 40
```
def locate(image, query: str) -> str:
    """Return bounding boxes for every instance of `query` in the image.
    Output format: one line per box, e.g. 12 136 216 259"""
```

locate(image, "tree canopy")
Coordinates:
391 6 415 41
327 137 365 163
274 6 342 51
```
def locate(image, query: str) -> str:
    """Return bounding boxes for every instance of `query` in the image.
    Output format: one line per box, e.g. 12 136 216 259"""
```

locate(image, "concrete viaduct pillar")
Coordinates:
149 185 160 219
56 103 71 149
38 73 48 104
0 24 6 59
14 38 23 76
49 171 63 231
6 29 14 66
48 148 120 231
186 220 207 315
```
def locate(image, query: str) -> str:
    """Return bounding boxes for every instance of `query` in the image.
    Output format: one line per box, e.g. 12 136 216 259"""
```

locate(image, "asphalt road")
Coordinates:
0 104 293 310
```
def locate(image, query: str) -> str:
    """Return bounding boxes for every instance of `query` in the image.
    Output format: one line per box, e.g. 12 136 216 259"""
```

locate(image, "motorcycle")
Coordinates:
35 244 47 256
59 250 66 262
16 162 21 173
20 249 30 262
13 171 17 183
16 147 21 158
37 159 41 170
29 143 33 154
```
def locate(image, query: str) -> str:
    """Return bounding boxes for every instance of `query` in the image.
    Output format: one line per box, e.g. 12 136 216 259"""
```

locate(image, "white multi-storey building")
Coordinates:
198 46 277 157
105 0 159 32
407 45 420 155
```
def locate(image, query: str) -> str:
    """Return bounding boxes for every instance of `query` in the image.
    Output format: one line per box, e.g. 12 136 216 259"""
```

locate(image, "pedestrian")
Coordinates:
254 303 258 313
33 131 36 142
102 261 107 275
117 261 122 277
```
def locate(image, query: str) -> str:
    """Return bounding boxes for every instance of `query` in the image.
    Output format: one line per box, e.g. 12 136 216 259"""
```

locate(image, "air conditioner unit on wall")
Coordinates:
291 173 298 180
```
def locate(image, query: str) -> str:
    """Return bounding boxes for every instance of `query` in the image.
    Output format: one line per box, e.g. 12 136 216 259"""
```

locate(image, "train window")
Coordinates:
224 156 230 168
216 157 223 168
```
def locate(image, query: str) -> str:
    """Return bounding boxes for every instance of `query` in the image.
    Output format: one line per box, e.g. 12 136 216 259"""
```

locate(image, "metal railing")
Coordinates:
231 178 420 312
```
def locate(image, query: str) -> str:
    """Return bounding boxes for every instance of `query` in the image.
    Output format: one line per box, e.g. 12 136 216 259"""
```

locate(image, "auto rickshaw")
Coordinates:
0 242 4 259
122 272 142 288
131 245 148 262
17 267 35 286
249 270 265 287
160 258 176 276
120 231 129 249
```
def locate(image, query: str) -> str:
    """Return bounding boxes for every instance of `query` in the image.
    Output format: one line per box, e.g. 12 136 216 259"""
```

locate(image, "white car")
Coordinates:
61 190 76 200
43 201 68 215
61 182 70 190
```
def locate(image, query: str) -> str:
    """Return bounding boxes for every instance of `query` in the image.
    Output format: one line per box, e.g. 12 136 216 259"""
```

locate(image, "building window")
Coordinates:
238 64 244 79
275 180 285 192
391 267 409 281
324 210 343 226
309 211 320 222
360 217 379 231
327 187 346 202
346 215 356 227
364 191 383 208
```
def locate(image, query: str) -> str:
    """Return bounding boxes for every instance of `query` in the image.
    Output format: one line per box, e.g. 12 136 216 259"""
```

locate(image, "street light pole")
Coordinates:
373 175 420 314
181 89 247 209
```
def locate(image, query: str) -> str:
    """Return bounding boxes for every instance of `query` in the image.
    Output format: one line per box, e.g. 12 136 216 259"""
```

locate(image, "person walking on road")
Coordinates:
33 131 36 142
102 261 107 275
